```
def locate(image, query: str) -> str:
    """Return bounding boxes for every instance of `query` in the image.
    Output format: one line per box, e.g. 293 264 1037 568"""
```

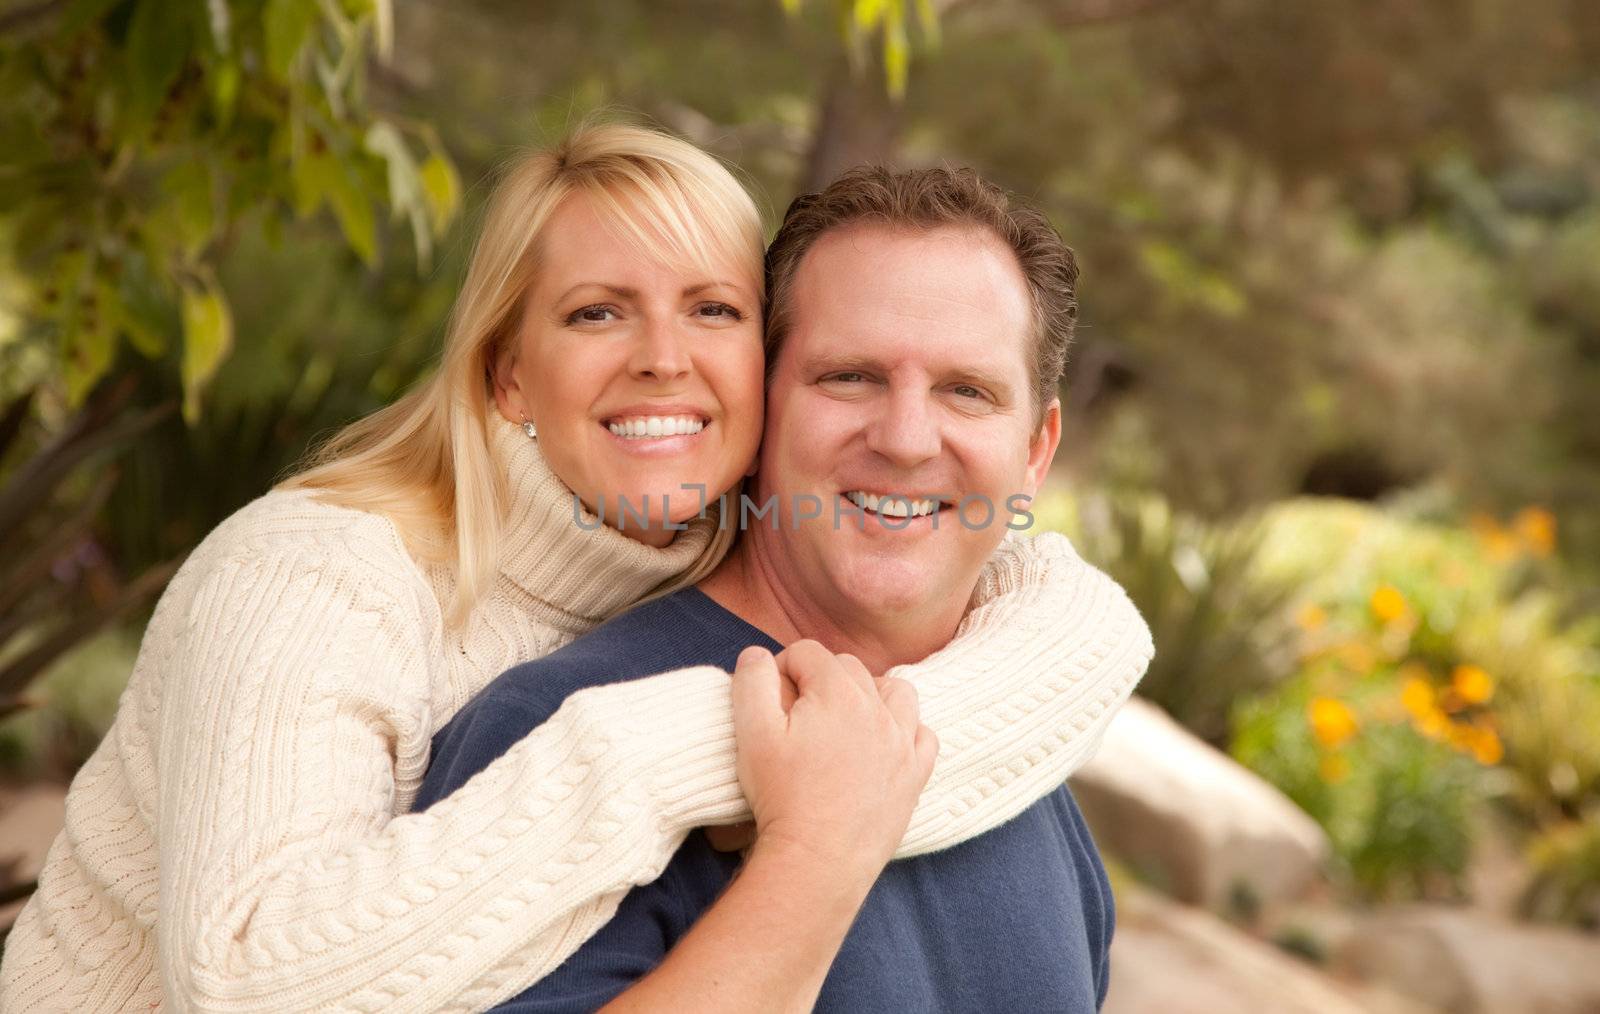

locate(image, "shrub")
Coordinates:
1035 490 1297 746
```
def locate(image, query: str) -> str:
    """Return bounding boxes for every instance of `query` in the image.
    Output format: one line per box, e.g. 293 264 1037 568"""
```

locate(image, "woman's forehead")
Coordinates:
536 189 760 293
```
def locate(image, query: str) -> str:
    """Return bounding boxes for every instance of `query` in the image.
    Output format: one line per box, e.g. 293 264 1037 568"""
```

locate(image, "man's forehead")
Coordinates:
783 222 1033 367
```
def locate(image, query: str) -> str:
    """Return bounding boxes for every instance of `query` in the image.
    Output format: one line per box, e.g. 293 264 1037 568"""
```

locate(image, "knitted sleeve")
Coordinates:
154 531 1148 1012
153 544 729 1012
890 530 1154 854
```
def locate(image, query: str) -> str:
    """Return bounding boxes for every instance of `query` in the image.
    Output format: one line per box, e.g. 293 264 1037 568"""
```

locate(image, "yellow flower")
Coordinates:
1513 506 1556 558
1308 696 1360 748
1414 708 1447 741
1295 602 1328 633
1335 640 1378 675
1445 720 1481 753
1485 528 1520 562
1401 675 1435 720
1369 584 1408 624
1319 753 1351 783
1452 664 1494 705
1470 727 1505 766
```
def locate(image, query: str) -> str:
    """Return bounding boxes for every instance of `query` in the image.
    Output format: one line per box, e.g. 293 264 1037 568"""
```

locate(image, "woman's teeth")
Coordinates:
607 416 706 439
843 490 943 518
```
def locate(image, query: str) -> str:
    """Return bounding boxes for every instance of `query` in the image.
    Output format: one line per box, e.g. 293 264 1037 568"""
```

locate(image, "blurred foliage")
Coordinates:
0 0 460 421
0 380 177 723
786 0 941 99
1035 490 1297 745
1522 815 1600 931
1236 498 1600 904
1234 673 1486 902
0 627 138 778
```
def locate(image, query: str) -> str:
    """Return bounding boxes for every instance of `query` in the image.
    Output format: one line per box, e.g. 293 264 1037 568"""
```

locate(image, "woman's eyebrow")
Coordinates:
684 281 732 294
553 282 637 303
552 281 746 303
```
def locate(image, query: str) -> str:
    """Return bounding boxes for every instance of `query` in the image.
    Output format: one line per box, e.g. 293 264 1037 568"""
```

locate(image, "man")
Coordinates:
417 165 1118 1011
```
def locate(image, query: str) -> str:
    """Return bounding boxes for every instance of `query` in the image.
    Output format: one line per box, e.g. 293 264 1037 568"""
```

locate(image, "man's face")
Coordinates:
753 223 1061 629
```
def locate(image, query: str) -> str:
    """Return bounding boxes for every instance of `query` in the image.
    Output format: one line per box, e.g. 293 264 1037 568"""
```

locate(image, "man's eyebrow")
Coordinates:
800 354 887 376
946 367 1016 397
801 354 1017 398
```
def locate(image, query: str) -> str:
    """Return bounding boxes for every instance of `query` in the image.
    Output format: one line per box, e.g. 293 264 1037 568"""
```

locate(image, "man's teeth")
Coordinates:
607 416 706 439
844 490 942 518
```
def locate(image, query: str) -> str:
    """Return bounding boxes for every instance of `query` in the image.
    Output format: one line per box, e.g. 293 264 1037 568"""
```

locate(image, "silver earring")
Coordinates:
521 417 537 440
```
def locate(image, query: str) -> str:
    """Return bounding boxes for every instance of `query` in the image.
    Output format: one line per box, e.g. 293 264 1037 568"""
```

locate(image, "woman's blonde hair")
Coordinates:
281 122 765 625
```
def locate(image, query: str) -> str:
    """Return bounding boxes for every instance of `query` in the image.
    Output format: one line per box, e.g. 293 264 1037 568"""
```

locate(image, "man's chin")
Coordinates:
829 558 962 618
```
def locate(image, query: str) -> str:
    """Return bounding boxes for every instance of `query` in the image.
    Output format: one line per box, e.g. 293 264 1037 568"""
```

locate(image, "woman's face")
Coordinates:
495 192 764 546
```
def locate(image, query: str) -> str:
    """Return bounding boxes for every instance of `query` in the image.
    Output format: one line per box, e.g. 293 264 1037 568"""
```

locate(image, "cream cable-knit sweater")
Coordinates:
0 413 1153 1013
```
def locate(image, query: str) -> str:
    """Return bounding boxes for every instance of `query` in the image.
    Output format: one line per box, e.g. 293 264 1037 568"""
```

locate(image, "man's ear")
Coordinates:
1023 397 1062 497
489 340 530 426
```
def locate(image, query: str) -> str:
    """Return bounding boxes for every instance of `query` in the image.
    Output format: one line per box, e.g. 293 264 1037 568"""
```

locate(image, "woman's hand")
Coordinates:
728 641 939 881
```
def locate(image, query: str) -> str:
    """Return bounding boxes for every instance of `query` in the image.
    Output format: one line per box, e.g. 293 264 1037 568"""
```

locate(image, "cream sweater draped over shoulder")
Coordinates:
0 414 1153 1012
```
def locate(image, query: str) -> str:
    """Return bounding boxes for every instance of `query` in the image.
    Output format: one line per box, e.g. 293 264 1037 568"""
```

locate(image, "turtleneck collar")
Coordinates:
488 408 732 624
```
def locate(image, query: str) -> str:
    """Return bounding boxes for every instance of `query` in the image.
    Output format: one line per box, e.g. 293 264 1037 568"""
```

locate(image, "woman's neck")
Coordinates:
490 410 724 621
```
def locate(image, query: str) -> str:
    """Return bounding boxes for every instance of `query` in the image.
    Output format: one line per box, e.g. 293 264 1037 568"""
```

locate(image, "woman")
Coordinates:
0 124 1151 1011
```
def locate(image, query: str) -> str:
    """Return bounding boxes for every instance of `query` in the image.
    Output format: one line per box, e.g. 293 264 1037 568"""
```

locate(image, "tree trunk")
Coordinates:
798 57 902 194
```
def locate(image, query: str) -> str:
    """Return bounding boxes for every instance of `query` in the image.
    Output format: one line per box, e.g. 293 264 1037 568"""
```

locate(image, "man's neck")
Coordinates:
698 536 969 676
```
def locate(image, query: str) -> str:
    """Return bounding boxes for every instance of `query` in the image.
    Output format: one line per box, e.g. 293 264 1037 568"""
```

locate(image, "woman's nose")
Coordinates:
628 318 691 383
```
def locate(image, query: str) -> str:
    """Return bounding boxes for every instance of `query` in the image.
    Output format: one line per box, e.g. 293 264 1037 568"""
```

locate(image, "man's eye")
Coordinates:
697 302 743 321
566 305 617 325
951 384 985 399
824 372 867 384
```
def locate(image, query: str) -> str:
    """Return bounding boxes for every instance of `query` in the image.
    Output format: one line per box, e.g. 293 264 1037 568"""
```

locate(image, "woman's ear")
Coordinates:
490 342 529 425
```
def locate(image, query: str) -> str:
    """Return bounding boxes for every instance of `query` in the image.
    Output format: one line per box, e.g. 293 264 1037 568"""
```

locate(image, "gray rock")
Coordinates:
1072 696 1330 910
1340 906 1600 1013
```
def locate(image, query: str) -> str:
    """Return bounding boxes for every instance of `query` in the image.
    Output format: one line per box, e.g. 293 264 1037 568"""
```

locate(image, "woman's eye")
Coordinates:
696 302 744 321
566 304 617 325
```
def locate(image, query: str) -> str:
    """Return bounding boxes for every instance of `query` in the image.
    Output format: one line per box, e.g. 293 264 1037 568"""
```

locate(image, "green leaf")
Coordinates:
418 151 460 235
204 0 232 53
853 0 886 31
179 275 233 425
125 0 194 135
209 59 241 127
913 0 940 49
62 0 124 36
114 252 174 359
264 0 318 83
364 121 422 230
289 139 325 217
62 274 117 407
323 159 378 266
162 159 215 260
293 135 378 265
884 15 909 100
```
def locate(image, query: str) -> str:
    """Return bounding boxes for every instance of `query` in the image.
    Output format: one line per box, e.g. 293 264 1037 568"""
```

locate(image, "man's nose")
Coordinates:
864 385 941 466
628 317 691 383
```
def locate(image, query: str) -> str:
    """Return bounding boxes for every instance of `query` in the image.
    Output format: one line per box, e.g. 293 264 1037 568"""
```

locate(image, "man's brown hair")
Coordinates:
763 165 1079 419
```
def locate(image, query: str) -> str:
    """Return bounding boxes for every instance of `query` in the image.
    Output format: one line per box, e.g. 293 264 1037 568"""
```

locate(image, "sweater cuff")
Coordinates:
579 665 748 832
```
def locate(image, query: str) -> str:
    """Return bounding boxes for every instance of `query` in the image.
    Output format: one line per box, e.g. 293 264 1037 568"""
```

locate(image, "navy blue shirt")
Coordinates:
415 588 1114 1013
